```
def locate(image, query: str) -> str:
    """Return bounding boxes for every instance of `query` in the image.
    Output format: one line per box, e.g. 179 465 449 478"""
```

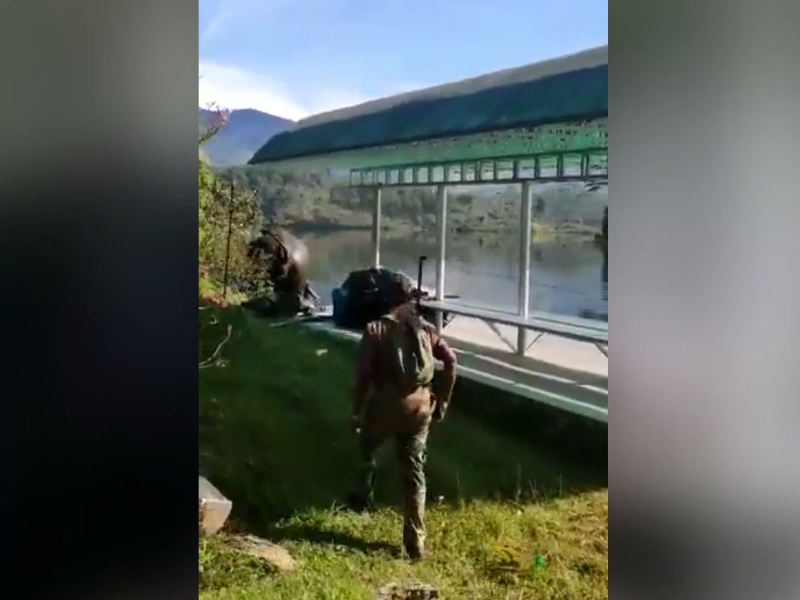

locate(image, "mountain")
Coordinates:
199 108 293 167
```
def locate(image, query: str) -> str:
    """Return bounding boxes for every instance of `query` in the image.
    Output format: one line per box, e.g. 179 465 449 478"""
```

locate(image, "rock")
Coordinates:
198 476 232 536
229 534 297 572
375 582 439 600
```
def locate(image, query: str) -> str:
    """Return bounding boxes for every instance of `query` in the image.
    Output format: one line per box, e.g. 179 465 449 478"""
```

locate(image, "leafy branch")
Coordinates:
200 100 231 145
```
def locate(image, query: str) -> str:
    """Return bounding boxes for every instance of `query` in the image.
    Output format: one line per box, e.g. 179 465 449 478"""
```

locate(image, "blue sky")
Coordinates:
199 0 607 120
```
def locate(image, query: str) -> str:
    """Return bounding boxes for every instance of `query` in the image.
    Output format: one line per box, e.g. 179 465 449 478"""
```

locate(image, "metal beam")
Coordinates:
350 175 606 190
371 187 382 267
517 182 533 355
434 185 448 333
349 148 608 188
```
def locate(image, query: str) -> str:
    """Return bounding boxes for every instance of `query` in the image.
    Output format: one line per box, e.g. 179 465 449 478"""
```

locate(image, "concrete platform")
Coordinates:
443 315 607 377
306 316 608 422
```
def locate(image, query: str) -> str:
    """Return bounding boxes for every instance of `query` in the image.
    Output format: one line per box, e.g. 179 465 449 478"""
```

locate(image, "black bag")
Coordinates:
335 268 399 329
333 266 449 330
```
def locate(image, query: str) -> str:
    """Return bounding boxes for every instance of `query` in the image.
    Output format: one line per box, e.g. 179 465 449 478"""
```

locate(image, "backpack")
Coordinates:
336 268 396 328
336 268 426 330
379 310 436 391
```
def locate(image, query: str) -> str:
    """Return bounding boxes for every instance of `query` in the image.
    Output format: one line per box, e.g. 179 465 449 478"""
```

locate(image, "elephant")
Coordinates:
246 224 318 315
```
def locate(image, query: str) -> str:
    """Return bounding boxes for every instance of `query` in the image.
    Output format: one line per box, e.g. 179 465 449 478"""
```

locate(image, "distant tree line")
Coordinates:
213 165 527 231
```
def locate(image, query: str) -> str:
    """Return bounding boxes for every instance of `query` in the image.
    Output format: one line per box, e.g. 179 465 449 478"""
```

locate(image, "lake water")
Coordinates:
299 229 608 320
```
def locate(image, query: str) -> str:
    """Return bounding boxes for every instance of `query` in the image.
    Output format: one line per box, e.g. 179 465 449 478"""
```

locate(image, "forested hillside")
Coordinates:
214 164 607 235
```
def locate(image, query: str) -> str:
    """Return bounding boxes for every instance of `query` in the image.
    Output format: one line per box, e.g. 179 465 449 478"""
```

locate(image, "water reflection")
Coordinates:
299 229 608 320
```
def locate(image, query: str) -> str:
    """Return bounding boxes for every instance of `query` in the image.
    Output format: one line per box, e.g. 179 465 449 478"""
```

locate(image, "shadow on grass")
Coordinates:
199 306 607 538
265 520 399 556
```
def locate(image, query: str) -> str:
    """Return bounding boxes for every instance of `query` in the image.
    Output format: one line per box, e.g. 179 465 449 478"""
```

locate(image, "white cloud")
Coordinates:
198 61 376 120
199 0 237 48
200 0 302 48
199 11 231 48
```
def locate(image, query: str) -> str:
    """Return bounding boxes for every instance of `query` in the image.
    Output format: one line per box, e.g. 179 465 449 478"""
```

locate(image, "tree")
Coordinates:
199 101 266 301
199 100 230 144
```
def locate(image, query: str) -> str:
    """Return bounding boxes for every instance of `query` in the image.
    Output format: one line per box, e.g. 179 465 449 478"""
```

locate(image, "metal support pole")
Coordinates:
435 184 448 333
371 187 382 268
516 182 533 355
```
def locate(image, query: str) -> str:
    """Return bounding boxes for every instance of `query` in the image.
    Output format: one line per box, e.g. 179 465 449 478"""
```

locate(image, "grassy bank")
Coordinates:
199 305 607 599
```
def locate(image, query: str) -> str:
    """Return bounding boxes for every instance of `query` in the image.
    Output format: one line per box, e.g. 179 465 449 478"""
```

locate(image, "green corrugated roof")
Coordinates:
249 46 607 165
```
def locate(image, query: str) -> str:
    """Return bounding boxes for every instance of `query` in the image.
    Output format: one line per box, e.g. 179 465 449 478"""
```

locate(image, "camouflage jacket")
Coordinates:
353 307 457 434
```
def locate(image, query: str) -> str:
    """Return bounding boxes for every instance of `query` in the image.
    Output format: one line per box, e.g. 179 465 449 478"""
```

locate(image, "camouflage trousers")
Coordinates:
351 421 430 557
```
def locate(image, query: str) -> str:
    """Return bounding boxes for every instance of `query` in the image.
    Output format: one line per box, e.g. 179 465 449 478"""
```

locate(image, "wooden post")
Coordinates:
222 180 234 301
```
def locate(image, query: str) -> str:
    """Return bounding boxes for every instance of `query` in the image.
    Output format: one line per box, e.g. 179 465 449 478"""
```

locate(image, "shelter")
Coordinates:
249 45 607 182
250 46 609 421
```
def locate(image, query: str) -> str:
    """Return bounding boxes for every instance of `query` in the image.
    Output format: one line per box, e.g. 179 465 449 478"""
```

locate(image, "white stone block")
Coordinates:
198 476 232 536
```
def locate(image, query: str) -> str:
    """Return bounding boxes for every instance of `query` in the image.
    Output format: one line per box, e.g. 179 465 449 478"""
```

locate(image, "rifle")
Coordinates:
415 255 427 310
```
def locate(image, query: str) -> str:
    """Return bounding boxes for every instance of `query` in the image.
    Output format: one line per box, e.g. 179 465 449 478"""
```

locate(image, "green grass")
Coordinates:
199 305 607 600
199 274 249 307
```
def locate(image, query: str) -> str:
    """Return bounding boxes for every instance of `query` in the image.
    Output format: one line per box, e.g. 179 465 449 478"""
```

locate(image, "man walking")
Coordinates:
346 273 457 561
